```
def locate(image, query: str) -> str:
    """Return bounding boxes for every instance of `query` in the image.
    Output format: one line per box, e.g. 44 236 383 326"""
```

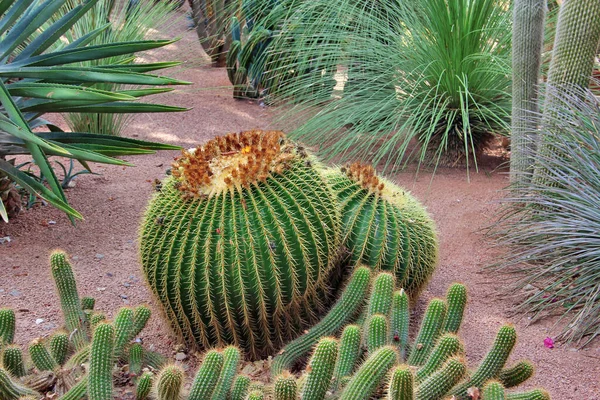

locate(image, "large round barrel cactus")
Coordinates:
326 162 438 297
140 130 340 359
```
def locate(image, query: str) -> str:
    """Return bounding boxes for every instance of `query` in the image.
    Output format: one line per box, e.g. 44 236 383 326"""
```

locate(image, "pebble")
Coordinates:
0 236 11 244
106 272 114 277
123 283 131 288
9 289 21 297
35 318 44 324
97 287 106 292
0 289 4 292
95 254 105 260
120 294 128 299
523 284 537 291
72 256 79 260
42 323 57 331
48 220 56 225
175 352 187 361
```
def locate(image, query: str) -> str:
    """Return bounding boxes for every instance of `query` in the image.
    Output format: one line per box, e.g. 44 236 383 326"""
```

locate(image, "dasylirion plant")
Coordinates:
326 163 438 297
0 250 163 399
140 129 341 359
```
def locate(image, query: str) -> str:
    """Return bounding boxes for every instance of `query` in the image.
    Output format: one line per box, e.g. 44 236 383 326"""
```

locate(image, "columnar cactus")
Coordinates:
0 367 38 399
2 345 26 377
49 331 70 366
302 337 338 400
188 349 224 399
0 308 15 347
327 162 438 297
274 372 298 400
211 346 241 400
89 323 115 400
156 365 184 400
140 130 340 359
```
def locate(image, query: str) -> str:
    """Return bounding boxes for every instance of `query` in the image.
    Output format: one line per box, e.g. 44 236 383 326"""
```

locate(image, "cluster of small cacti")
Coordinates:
140 130 438 359
0 250 164 399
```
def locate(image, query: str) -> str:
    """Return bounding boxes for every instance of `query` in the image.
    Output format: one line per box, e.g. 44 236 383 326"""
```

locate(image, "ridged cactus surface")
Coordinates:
140 130 340 359
89 323 115 400
327 162 438 297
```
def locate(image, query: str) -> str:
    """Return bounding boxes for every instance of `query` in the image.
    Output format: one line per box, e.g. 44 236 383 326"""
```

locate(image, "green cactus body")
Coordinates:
333 324 362 388
247 389 265 400
339 346 397 400
113 307 134 360
81 297 96 311
89 323 115 400
366 314 388 354
50 251 88 350
327 163 438 297
140 131 340 359
0 367 38 399
390 290 409 359
505 389 550 400
90 313 107 329
61 376 88 400
271 266 371 376
407 299 447 366
274 372 297 400
131 305 152 340
498 361 534 388
156 365 184 400
144 350 167 370
443 284 467 334
415 357 466 400
29 339 58 372
136 371 154 400
49 331 70 366
367 272 396 317
415 333 463 383
387 366 413 400
230 375 251 400
129 343 144 376
211 345 241 400
482 380 506 400
302 337 338 400
64 345 90 369
0 308 15 346
2 345 26 377
451 325 517 398
188 349 224 399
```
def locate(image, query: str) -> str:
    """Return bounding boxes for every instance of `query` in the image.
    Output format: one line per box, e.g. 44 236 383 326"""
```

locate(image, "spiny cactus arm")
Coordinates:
406 298 448 366
144 350 167 370
2 345 26 378
230 375 251 400
339 346 398 400
129 343 144 377
271 266 371 376
0 367 39 399
188 349 224 399
505 389 550 400
274 371 298 400
387 365 414 400
333 324 362 389
390 290 409 360
211 345 241 400
415 357 467 400
497 361 535 388
81 297 95 311
113 307 134 360
367 272 396 317
60 376 88 400
29 339 58 372
482 380 506 400
415 333 463 383
302 337 338 400
443 284 467 334
510 0 546 185
90 313 107 330
136 371 153 400
450 325 517 398
366 314 388 354
156 365 184 400
89 322 115 400
49 331 70 366
64 345 90 369
50 251 88 350
131 305 152 340
246 389 265 400
0 308 15 346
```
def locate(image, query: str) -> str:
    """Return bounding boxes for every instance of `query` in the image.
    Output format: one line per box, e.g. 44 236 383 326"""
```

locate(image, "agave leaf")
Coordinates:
55 102 188 113
0 0 34 38
99 62 183 73
0 197 7 223
35 132 180 151
7 82 136 101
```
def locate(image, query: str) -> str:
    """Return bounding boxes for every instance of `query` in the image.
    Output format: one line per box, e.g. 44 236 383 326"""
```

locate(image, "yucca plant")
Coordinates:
51 0 183 136
0 0 188 222
491 84 600 346
250 0 512 173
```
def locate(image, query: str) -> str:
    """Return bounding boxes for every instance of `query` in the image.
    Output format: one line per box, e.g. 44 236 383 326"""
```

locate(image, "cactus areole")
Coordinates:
140 130 340 359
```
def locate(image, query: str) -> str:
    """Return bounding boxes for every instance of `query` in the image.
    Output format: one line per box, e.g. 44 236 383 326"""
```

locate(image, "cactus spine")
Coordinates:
136 371 154 400
188 349 224 399
387 366 413 400
89 322 115 400
333 324 361 388
50 251 88 350
302 337 338 400
366 314 388 354
416 357 466 400
2 345 26 377
339 346 397 400
498 361 535 388
483 380 506 400
327 162 438 297
49 331 70 366
156 365 184 400
29 338 58 371
211 345 240 400
274 372 297 400
230 375 251 400
141 130 340 359
113 307 134 360
407 298 447 366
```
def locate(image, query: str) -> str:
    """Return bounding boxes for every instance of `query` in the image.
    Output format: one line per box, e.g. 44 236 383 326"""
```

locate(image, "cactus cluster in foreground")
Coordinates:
0 251 163 399
141 130 438 359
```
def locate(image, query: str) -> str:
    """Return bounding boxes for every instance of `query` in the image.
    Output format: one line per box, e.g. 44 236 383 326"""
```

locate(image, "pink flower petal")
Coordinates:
544 337 554 349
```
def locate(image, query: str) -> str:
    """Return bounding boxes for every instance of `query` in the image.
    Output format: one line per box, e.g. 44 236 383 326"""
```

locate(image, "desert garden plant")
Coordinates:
0 0 188 222
246 0 512 172
191 0 237 66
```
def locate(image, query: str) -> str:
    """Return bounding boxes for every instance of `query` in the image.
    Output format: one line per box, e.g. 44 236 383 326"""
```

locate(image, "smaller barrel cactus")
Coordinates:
327 162 438 297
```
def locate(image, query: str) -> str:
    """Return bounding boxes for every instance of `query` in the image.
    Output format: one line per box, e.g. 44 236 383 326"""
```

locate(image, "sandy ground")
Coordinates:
1 7 599 399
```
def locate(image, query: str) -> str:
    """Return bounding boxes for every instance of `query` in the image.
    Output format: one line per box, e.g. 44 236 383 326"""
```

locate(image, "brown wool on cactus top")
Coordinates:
171 130 301 198
341 162 385 195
